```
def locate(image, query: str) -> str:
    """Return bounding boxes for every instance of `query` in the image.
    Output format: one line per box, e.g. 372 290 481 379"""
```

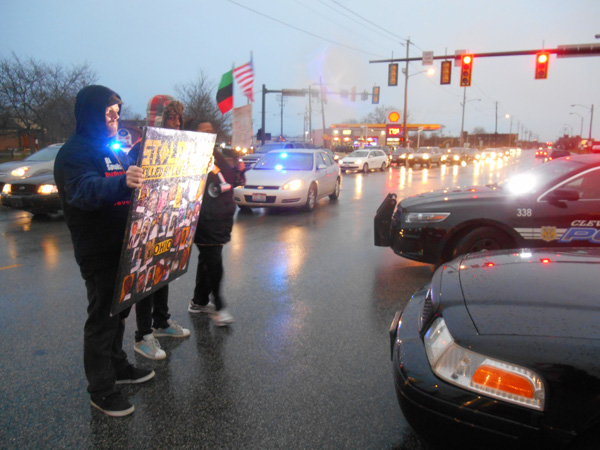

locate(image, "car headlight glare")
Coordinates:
404 212 450 223
424 317 545 411
38 184 58 195
283 179 304 191
2 184 12 194
11 166 30 177
422 154 430 159
408 155 413 159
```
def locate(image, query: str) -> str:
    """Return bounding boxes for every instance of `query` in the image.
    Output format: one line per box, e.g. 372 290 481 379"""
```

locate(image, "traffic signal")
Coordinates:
372 86 380 104
535 52 549 79
460 54 473 87
361 90 368 101
388 63 398 86
440 60 452 85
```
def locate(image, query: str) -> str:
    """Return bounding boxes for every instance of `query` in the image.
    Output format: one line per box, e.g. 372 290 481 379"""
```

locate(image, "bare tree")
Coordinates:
0 53 97 149
175 70 231 141
361 104 403 124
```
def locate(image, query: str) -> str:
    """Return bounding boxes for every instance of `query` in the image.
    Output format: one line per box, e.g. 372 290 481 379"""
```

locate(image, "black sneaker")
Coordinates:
116 366 155 385
90 391 134 417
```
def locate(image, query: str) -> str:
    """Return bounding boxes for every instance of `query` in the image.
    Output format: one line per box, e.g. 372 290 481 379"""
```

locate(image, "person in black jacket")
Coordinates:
186 119 244 326
54 85 154 417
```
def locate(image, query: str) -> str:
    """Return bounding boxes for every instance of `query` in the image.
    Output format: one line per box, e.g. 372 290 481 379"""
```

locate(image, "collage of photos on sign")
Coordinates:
118 174 206 305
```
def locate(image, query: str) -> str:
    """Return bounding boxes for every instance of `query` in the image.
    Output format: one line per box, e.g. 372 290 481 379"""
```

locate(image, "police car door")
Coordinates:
315 151 335 194
533 167 600 248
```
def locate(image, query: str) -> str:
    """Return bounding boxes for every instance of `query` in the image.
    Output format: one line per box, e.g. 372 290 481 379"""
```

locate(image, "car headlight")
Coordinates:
38 184 58 195
453 155 459 161
400 154 406 159
408 155 414 160
2 184 11 194
355 159 363 165
424 317 545 411
404 212 450 223
422 154 430 159
11 166 30 177
282 179 304 191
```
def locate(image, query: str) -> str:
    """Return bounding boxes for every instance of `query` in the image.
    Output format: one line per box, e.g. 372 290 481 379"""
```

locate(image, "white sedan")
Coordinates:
233 149 341 212
339 148 389 173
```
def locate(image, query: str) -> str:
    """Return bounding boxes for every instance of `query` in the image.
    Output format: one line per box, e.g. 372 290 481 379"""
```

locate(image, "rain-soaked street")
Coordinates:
0 152 534 449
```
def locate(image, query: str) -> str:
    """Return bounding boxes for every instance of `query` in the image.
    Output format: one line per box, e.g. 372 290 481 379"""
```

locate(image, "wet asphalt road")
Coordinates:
0 153 533 449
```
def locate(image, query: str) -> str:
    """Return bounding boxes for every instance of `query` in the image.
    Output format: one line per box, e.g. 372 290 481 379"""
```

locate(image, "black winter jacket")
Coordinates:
194 150 238 245
54 85 134 278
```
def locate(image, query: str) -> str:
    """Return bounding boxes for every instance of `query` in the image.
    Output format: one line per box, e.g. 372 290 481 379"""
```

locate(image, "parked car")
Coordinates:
1 172 61 215
390 247 600 450
240 141 315 167
374 153 600 265
339 148 389 173
0 143 63 192
233 149 340 212
406 146 442 168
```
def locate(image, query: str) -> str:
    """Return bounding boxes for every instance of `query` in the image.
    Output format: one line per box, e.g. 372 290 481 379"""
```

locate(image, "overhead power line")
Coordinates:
225 0 386 58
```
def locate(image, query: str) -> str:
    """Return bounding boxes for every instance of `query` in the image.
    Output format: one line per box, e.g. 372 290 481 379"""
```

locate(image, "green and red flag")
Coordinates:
217 70 233 114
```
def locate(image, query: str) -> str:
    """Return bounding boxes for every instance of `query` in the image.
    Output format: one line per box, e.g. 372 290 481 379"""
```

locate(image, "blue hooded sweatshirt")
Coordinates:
54 85 133 278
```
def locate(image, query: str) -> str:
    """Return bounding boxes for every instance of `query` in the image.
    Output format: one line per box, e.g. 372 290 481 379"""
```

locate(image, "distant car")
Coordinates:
0 143 63 192
459 147 482 164
440 147 462 165
240 141 315 167
390 247 600 450
339 148 389 173
546 148 571 161
535 148 549 158
374 154 600 265
407 147 442 168
391 148 413 165
1 172 61 215
233 149 340 212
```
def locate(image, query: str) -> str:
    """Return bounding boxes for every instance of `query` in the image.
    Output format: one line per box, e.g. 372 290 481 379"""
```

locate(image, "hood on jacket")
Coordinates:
146 95 184 128
75 85 122 140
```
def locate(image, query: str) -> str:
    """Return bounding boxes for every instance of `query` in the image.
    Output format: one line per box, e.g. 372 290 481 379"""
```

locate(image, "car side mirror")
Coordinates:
317 163 327 170
546 188 580 202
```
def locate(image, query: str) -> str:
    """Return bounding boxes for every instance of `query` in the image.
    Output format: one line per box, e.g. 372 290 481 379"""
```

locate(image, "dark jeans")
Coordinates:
83 266 131 397
135 285 170 341
193 244 225 311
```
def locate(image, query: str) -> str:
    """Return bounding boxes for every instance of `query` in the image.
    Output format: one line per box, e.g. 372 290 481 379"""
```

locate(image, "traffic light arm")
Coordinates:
369 43 600 64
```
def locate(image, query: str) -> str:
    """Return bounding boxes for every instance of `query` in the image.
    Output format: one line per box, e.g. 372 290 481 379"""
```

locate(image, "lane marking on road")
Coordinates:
0 264 22 271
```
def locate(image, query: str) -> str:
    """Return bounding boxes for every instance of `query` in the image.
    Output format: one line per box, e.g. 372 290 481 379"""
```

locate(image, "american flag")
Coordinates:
233 58 254 102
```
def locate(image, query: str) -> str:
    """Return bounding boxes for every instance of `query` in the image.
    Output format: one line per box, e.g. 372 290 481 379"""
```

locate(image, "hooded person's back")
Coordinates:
54 85 133 277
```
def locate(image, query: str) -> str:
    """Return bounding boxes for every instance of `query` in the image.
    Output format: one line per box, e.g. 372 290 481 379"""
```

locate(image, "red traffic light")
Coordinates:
535 52 549 79
460 54 473 87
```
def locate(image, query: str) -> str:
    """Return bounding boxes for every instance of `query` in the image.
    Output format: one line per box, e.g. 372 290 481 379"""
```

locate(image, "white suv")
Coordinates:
339 148 389 173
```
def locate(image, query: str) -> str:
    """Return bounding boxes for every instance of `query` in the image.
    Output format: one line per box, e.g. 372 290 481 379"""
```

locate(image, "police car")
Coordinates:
374 154 600 265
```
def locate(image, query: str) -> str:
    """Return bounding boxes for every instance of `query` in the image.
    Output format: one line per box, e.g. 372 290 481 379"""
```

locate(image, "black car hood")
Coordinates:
454 249 600 340
400 185 505 209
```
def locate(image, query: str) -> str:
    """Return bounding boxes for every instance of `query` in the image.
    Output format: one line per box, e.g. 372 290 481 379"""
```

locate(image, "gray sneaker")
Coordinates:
134 333 167 360
154 319 191 338
210 309 234 327
188 300 215 314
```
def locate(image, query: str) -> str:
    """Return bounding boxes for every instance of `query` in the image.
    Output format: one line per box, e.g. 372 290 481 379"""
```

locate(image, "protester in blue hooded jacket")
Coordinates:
54 85 154 417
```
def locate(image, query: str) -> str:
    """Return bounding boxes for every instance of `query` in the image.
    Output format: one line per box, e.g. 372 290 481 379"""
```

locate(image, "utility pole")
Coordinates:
320 76 326 138
402 38 410 148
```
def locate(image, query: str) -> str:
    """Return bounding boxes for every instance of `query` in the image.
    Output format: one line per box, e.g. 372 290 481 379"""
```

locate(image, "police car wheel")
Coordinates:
452 226 512 259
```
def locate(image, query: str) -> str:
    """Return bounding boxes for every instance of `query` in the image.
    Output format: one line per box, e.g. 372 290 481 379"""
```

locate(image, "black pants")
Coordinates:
83 266 131 397
193 244 225 311
135 285 170 341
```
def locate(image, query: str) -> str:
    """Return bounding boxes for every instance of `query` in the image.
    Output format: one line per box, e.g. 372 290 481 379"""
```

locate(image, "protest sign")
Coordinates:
111 126 214 316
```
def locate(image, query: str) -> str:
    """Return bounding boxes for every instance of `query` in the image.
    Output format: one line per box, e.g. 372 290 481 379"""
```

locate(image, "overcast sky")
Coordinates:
2 0 599 142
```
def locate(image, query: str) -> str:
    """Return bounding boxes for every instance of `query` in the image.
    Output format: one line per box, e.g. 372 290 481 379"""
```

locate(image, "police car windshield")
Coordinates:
499 158 584 195
253 152 313 171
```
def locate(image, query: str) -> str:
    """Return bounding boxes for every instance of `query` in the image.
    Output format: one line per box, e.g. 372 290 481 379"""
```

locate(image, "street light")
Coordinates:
571 104 594 140
570 112 584 137
459 88 481 146
505 114 514 146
